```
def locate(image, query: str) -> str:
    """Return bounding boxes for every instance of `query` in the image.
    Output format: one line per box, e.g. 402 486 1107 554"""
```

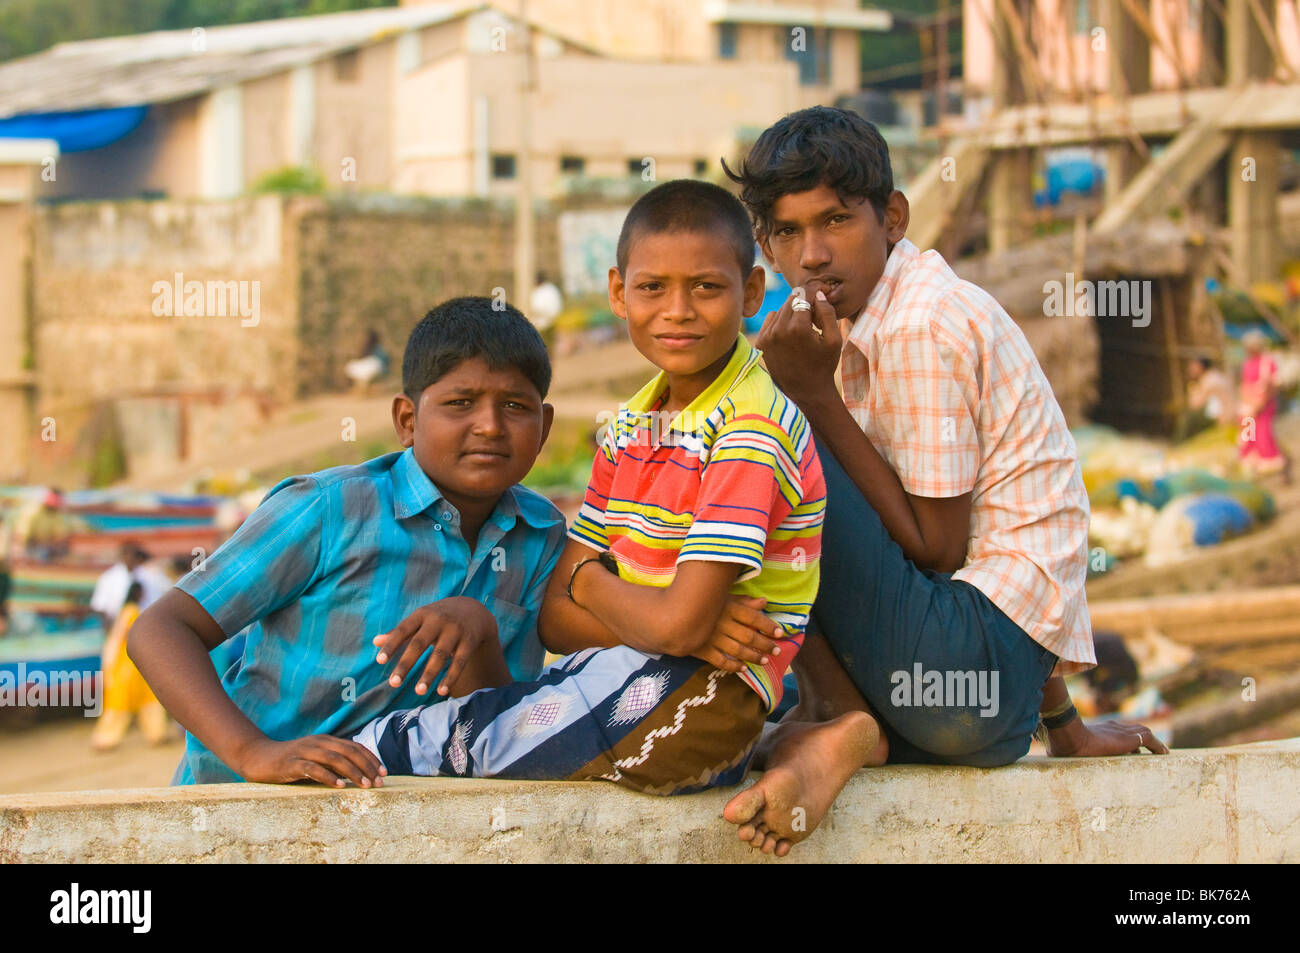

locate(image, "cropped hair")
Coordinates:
402 297 551 400
616 179 756 278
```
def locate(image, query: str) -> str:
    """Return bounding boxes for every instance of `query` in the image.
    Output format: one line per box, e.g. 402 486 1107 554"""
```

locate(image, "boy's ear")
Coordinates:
392 392 416 448
538 402 555 452
607 266 628 320
885 190 909 244
742 264 766 318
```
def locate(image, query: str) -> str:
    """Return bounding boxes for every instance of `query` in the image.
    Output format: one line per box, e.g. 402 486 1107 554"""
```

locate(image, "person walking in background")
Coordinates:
344 330 391 395
1238 330 1289 479
93 581 171 751
529 272 564 333
89 542 172 626
1174 354 1234 442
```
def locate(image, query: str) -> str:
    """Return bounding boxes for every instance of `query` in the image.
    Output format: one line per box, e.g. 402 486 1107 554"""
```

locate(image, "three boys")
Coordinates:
134 107 1161 855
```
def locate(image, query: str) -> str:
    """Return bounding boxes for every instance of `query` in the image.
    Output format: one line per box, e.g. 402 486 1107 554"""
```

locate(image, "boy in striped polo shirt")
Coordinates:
355 181 861 795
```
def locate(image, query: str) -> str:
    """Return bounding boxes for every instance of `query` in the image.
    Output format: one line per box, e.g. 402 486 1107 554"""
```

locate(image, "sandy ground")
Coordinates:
0 717 186 794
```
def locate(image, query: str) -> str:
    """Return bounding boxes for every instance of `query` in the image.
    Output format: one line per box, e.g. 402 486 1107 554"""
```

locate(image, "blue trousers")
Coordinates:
808 443 1058 767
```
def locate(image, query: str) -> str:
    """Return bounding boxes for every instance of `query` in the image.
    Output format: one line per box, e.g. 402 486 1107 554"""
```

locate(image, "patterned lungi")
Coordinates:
353 645 767 795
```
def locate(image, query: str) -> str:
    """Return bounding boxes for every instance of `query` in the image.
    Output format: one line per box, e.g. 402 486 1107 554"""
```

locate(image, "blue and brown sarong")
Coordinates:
354 645 766 795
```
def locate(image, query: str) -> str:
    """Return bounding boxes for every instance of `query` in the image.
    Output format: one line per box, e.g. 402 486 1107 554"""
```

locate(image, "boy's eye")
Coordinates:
638 282 662 292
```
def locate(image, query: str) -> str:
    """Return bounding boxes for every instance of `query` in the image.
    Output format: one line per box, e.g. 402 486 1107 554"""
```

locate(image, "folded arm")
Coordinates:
538 536 784 670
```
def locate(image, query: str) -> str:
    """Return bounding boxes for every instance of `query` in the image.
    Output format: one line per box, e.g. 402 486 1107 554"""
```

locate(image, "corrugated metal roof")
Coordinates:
0 3 486 119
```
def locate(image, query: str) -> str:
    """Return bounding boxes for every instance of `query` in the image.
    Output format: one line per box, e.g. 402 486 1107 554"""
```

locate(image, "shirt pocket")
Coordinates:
481 594 543 678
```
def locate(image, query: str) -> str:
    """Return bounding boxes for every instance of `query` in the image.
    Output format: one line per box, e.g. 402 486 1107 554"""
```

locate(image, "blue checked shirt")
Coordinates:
172 447 565 784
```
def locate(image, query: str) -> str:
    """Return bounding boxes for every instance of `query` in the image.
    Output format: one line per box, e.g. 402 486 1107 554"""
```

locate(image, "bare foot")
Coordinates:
723 710 885 857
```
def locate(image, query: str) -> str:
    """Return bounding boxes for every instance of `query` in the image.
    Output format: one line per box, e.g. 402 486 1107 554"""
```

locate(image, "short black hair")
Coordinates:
616 179 755 279
402 296 551 401
722 105 894 238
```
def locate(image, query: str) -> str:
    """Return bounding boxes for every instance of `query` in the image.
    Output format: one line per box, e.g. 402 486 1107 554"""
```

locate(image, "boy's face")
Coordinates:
759 184 909 323
608 229 765 388
392 359 553 513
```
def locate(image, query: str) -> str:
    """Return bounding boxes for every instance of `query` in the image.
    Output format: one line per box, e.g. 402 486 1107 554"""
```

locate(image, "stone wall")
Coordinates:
23 192 633 484
27 195 298 481
292 195 564 397
2 741 1297 862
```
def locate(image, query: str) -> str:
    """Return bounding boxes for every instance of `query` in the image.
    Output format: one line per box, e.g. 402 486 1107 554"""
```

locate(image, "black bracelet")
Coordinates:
566 551 619 604
1041 703 1078 731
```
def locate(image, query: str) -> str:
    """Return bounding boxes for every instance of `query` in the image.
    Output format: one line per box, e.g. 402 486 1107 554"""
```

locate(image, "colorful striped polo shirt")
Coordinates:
569 334 825 710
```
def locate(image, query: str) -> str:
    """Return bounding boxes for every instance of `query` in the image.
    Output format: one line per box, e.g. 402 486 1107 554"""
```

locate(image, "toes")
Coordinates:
761 833 780 854
774 839 793 858
723 785 766 826
736 823 758 842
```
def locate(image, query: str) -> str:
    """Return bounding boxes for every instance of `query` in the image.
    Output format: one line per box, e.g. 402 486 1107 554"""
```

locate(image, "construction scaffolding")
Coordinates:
907 0 1300 433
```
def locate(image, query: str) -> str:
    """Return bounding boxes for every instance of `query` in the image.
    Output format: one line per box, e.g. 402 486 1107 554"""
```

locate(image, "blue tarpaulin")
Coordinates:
0 105 147 153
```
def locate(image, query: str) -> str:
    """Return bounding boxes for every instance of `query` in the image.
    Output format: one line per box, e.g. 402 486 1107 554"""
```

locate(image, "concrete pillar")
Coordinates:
0 140 56 481
1102 0 1151 96
1229 131 1280 286
1226 0 1274 85
988 147 1032 256
989 0 1025 110
987 1 1030 256
1199 0 1226 86
1101 0 1150 206
1225 3 1279 285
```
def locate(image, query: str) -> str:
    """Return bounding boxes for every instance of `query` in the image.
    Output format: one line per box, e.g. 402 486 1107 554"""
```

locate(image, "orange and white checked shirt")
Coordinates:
840 238 1095 675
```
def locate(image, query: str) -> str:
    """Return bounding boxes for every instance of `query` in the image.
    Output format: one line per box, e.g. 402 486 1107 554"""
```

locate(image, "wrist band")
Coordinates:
1041 703 1078 731
566 551 619 604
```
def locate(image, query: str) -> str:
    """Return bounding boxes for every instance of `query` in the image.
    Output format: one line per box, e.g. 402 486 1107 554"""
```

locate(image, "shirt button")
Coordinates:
434 523 442 531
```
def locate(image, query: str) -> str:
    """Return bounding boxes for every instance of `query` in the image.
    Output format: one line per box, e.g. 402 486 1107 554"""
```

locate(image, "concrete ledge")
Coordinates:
3 740 1298 863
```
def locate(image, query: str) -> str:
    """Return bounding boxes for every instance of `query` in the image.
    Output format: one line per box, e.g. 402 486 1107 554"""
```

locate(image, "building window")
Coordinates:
492 154 516 179
718 22 738 59
693 158 709 176
560 155 585 174
334 49 360 82
785 25 831 86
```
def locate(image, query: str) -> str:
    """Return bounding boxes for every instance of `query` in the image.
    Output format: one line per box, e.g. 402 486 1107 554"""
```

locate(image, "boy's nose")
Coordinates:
799 236 831 273
661 287 694 322
471 406 506 435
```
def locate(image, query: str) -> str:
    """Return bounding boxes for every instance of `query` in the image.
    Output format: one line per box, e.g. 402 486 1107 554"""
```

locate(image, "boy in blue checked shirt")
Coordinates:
129 298 566 785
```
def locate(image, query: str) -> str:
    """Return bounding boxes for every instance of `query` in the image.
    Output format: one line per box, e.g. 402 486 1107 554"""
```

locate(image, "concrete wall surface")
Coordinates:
2 739 1297 863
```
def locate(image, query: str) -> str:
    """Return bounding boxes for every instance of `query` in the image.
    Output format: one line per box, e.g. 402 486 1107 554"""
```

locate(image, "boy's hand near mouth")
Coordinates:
756 287 842 408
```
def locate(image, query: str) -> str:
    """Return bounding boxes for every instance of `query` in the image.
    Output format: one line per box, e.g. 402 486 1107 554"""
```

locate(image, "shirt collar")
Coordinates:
623 333 759 436
390 445 560 530
846 237 919 351
392 447 441 520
